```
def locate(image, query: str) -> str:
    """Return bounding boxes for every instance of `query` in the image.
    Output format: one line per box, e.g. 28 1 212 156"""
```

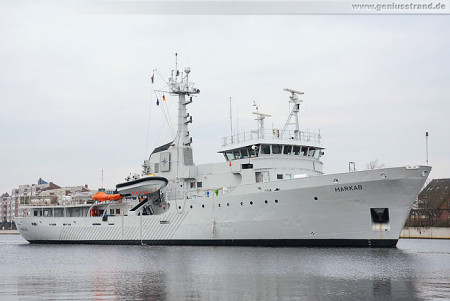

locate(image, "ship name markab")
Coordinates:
335 185 363 193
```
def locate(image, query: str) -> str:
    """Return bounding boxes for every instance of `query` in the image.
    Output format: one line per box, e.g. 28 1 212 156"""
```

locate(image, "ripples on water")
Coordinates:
0 235 449 300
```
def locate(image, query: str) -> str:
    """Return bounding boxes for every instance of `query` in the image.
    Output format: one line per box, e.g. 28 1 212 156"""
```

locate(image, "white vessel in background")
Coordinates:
15 57 430 247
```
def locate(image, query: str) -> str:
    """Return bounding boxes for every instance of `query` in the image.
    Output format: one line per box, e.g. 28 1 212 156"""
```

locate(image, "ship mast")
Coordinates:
251 101 271 139
167 53 200 150
281 88 304 140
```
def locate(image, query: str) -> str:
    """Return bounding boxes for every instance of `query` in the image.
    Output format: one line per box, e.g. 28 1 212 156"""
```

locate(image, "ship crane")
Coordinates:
281 88 304 140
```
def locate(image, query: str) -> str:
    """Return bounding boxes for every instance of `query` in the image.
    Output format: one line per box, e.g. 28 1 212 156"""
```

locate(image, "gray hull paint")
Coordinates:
16 166 429 247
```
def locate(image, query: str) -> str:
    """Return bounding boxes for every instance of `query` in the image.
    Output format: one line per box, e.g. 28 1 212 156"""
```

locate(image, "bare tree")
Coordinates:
366 159 385 170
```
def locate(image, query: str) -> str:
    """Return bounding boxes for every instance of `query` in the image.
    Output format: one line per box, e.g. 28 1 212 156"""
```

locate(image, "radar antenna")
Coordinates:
252 102 271 139
281 88 304 140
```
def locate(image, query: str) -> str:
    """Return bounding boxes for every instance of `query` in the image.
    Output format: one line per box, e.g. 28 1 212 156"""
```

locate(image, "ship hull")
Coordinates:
16 166 430 247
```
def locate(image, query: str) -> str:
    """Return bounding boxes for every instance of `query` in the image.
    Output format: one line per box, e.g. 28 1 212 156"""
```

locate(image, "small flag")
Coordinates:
163 95 166 101
156 99 160 106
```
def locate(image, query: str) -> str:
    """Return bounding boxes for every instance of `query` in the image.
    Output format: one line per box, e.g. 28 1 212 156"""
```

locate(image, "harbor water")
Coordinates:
0 235 449 300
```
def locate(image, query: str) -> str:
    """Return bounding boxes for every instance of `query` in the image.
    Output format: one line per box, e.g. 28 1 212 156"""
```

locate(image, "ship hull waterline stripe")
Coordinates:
26 239 398 248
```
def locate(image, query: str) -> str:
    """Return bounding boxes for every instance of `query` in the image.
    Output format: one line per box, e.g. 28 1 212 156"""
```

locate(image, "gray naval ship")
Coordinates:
16 59 430 247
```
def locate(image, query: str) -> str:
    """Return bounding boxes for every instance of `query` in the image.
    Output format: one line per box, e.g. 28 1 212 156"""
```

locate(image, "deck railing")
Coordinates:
222 129 321 147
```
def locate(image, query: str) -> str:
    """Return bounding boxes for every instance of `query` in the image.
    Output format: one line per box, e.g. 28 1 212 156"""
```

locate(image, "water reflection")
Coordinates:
0 236 448 300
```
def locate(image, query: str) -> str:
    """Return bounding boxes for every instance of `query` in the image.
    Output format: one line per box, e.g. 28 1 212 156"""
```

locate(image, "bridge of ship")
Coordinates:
219 129 324 161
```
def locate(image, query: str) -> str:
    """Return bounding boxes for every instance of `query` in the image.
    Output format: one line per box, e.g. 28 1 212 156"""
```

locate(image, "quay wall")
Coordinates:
0 230 20 235
401 227 450 239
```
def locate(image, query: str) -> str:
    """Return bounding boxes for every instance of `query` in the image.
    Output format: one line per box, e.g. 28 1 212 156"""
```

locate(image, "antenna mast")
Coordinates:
229 97 233 143
252 103 271 139
166 53 200 149
281 88 304 140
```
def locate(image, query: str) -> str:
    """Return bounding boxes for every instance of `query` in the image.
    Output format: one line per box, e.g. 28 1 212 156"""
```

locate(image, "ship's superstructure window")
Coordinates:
272 144 282 154
54 208 64 217
261 145 271 155
197 182 203 188
277 174 283 180
225 152 235 161
283 145 292 155
248 148 256 157
222 144 322 161
301 146 308 156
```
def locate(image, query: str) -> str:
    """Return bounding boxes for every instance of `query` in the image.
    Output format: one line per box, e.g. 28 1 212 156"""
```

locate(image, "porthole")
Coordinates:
202 204 205 208
265 200 268 204
227 203 230 206
218 204 221 207
178 206 181 209
190 205 193 209
314 197 318 201
333 178 339 183
380 173 387 179
240 202 243 206
275 199 278 203
250 201 253 205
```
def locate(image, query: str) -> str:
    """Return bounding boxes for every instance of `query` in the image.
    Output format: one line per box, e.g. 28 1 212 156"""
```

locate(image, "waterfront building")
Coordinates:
406 178 450 227
2 179 95 219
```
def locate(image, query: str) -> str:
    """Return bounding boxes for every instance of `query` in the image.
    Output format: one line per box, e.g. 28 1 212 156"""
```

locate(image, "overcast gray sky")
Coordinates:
0 1 449 194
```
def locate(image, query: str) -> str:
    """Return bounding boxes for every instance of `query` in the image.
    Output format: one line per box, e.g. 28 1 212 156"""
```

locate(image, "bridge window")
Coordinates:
233 150 241 159
225 151 235 161
301 146 308 156
240 149 249 158
283 145 292 155
272 144 282 154
248 147 256 157
293 146 301 155
261 144 271 155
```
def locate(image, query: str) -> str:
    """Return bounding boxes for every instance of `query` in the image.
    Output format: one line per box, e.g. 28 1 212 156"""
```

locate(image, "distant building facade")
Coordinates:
406 178 450 227
1 178 95 220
